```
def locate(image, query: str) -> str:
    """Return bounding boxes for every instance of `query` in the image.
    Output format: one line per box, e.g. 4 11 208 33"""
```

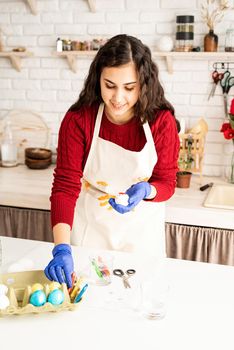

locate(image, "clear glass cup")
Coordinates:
89 253 113 286
141 278 169 320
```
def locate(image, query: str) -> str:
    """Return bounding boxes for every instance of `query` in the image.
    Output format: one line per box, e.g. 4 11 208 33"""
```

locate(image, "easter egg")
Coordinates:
0 295 10 310
115 193 129 206
49 282 61 292
0 284 8 295
47 289 64 305
31 283 44 293
29 290 46 307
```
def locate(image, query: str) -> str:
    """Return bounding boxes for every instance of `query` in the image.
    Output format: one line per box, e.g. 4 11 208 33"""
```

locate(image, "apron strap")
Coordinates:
87 103 104 160
143 122 155 148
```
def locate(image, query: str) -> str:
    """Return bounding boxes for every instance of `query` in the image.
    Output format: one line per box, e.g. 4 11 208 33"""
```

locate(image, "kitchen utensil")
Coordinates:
220 70 234 117
208 70 224 100
199 182 213 191
113 269 136 289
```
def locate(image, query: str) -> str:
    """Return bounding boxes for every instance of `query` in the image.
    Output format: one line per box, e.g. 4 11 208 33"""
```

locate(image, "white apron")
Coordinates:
71 103 166 257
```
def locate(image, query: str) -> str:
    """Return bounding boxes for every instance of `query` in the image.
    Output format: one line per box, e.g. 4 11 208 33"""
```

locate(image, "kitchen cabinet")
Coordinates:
0 205 53 242
166 222 234 266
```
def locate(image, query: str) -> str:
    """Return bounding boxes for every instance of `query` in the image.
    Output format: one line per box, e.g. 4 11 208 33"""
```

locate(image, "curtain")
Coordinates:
0 206 53 242
166 222 234 266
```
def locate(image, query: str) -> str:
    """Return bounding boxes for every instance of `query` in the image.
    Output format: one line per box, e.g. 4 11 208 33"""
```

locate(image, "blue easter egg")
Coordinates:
47 289 64 305
29 290 46 307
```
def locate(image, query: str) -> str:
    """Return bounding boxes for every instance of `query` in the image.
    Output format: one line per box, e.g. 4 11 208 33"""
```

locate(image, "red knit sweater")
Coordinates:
51 103 180 229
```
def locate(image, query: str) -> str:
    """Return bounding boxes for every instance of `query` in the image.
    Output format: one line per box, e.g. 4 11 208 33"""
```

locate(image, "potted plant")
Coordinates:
176 135 194 188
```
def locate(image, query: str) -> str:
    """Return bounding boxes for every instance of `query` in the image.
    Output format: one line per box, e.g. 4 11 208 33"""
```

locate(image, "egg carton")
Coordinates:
0 270 77 316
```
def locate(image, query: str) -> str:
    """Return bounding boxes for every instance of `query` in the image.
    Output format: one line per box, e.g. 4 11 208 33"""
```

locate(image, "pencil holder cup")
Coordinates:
89 254 113 286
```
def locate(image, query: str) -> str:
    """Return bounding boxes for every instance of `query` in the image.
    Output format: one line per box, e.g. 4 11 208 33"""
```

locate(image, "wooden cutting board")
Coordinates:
0 110 51 164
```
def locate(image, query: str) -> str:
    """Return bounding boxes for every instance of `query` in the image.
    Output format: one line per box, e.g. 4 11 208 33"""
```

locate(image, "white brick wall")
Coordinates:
0 0 234 176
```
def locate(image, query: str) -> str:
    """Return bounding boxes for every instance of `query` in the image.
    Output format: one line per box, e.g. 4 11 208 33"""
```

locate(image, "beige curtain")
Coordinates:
166 222 234 266
0 206 53 242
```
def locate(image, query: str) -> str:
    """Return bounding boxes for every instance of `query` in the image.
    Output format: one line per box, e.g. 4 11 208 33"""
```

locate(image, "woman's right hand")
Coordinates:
44 243 74 288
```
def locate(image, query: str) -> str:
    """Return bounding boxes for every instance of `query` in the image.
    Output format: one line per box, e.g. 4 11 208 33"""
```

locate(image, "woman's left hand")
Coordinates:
109 182 151 214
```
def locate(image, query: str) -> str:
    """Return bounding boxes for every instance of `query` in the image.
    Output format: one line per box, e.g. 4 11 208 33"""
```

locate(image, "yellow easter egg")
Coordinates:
49 282 61 292
31 283 44 293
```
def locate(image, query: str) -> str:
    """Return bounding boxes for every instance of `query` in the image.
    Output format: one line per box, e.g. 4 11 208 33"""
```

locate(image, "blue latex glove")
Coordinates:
44 243 74 288
109 182 151 214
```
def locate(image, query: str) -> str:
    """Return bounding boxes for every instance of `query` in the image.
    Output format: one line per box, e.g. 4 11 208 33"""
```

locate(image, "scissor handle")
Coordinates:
226 76 234 93
126 269 136 275
113 269 124 277
220 70 231 91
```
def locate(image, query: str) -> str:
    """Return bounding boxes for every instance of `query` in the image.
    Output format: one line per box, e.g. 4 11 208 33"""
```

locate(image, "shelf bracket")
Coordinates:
165 55 173 74
9 54 22 72
25 0 38 15
87 0 96 12
66 54 77 73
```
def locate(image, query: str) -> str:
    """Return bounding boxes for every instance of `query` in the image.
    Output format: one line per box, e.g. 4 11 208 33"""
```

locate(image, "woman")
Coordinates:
44 34 180 287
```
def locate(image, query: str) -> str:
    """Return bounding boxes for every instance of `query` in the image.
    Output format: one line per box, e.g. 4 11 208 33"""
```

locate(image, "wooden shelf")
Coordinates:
152 51 234 74
0 51 34 71
24 0 37 15
53 51 97 73
53 50 234 74
23 0 94 14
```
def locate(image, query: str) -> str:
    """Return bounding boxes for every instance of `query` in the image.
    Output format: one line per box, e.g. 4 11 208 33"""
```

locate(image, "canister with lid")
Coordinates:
175 15 194 52
225 29 234 52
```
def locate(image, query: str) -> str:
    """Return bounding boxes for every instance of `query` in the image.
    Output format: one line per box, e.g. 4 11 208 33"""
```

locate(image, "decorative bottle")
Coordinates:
56 38 63 52
1 119 18 167
204 29 218 52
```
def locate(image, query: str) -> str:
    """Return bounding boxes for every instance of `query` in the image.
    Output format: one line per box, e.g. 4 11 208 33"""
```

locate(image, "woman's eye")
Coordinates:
105 84 115 89
125 87 134 91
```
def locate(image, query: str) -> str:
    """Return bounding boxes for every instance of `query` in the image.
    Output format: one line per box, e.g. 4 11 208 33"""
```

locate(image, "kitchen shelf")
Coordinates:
24 0 37 15
52 51 97 73
152 51 234 74
53 50 234 74
0 51 34 71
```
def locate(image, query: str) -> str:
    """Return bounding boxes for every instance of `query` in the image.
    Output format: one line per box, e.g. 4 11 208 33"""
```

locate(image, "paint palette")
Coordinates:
0 270 78 316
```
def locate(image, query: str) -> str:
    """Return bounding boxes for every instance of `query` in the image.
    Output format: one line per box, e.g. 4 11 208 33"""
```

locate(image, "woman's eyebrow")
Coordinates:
104 78 137 85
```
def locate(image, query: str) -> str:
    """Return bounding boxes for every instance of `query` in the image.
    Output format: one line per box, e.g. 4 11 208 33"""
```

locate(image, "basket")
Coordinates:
0 270 77 316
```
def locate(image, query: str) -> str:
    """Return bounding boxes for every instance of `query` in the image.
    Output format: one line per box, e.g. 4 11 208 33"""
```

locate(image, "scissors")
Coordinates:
113 269 136 289
208 70 224 100
220 70 234 117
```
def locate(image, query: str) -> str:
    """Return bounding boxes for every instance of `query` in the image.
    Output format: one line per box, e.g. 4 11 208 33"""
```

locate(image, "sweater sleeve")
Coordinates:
50 110 87 229
148 110 180 202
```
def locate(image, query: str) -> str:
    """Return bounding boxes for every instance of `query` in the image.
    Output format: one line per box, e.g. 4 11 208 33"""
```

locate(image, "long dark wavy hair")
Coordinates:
69 34 176 125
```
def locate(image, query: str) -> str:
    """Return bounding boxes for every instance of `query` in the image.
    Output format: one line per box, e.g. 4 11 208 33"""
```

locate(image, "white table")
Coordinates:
1 236 234 350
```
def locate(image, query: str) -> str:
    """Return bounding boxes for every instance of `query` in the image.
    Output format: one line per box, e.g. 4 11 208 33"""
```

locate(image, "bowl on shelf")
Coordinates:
25 148 52 169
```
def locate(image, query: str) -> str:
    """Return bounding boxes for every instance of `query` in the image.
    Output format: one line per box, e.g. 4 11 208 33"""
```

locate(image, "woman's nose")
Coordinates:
112 89 124 103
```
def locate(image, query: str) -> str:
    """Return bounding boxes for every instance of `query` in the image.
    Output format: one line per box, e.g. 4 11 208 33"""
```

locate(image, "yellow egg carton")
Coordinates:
0 270 78 316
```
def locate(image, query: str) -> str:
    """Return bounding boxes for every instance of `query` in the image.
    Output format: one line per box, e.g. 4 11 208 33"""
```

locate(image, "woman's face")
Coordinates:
100 62 140 125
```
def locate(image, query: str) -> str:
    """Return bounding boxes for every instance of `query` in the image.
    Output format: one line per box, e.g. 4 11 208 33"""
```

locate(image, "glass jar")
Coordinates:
1 120 18 167
175 15 194 52
225 29 234 52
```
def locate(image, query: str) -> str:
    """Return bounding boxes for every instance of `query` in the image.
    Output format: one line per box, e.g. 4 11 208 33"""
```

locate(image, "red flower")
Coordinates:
230 98 234 116
220 123 231 132
220 122 234 140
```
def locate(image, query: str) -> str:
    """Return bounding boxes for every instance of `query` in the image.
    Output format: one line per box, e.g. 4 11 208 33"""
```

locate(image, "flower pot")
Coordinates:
176 171 192 188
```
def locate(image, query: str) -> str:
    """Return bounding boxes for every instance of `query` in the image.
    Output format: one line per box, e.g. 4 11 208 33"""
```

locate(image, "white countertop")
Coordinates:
0 236 234 350
0 165 233 229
